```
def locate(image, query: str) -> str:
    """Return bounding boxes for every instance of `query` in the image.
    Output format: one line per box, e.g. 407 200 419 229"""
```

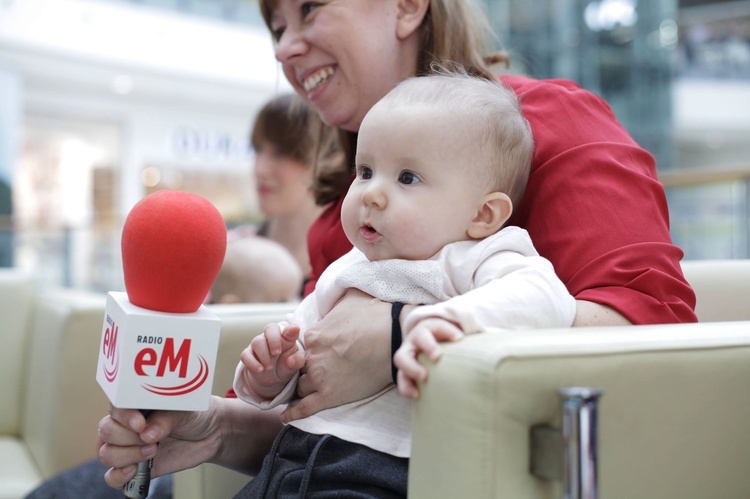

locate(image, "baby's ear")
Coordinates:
467 192 513 239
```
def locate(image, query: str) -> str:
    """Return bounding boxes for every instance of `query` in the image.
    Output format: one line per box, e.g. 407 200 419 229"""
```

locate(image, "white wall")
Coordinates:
0 0 291 215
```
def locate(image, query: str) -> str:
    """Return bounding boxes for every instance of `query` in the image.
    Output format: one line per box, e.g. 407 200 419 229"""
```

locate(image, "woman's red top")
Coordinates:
303 75 697 324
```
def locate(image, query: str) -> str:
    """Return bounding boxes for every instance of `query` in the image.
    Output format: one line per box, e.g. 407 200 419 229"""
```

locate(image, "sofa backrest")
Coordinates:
0 270 37 436
21 287 109 477
680 259 750 322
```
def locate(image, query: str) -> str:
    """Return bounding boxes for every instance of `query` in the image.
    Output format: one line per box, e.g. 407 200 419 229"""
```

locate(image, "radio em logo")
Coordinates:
101 315 209 396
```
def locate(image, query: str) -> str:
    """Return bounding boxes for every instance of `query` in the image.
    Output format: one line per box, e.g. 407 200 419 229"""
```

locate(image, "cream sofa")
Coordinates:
176 259 750 499
1 260 749 498
0 270 109 499
0 268 295 499
409 259 750 499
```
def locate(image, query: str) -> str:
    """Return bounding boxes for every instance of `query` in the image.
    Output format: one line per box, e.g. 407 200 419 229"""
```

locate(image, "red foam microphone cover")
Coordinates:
121 190 227 313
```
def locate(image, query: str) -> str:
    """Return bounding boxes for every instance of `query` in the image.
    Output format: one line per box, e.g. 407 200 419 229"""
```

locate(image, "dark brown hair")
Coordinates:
252 94 346 206
251 93 317 165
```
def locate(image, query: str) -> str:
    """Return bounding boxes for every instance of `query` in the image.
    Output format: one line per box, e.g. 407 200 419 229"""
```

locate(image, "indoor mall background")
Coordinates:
1 0 748 292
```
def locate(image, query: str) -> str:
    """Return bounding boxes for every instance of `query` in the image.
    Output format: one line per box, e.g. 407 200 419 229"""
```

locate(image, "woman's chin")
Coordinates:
316 107 361 132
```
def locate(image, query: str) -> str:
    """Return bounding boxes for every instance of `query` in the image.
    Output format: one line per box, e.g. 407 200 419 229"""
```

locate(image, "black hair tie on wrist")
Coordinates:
391 301 406 385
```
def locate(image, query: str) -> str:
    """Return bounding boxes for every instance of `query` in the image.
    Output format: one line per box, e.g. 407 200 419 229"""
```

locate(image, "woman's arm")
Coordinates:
573 299 631 326
503 75 697 324
281 289 393 422
98 397 283 488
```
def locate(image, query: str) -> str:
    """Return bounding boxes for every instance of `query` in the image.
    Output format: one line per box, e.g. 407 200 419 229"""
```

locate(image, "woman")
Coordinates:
98 0 696 493
248 93 324 280
214 93 325 303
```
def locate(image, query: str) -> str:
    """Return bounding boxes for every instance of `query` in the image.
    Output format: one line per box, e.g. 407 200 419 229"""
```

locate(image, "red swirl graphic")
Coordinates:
103 350 120 382
142 355 209 396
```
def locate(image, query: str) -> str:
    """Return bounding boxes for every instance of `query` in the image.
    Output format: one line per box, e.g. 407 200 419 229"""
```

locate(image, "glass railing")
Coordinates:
661 165 750 259
0 225 124 292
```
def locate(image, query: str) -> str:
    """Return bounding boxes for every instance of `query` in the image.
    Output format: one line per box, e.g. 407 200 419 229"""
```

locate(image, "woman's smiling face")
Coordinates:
268 0 424 132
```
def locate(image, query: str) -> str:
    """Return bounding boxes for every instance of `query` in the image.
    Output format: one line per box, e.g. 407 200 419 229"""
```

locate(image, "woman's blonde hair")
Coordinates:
259 0 506 206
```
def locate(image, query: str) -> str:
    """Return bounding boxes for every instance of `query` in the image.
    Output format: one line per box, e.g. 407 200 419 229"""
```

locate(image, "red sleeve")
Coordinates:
303 195 353 297
502 75 696 324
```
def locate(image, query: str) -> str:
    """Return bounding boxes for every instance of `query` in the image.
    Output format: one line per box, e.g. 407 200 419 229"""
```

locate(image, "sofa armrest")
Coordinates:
408 322 750 499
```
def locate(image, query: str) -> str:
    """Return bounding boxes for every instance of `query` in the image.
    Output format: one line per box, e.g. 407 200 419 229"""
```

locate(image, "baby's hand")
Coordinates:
393 317 463 399
240 323 305 398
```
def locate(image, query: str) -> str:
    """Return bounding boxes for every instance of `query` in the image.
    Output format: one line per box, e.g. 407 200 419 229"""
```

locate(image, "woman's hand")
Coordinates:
98 397 282 489
282 289 392 422
98 402 221 489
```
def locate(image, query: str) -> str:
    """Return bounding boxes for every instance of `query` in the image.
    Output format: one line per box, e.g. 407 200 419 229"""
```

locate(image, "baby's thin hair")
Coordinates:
375 66 534 209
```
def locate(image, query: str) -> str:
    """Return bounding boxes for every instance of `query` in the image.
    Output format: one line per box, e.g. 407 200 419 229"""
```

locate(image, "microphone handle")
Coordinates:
123 410 153 499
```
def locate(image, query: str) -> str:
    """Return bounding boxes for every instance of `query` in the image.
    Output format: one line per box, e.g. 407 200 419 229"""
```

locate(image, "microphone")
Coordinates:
96 190 227 499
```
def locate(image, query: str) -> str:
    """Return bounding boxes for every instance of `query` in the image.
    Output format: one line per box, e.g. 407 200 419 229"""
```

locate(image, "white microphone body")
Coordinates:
96 291 220 498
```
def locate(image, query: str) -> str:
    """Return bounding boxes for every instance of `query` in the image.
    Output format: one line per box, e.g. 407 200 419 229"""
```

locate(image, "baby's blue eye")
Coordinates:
398 171 420 185
359 166 373 180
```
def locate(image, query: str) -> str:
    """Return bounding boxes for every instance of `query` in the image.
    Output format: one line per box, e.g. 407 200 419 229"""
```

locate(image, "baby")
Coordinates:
232 69 576 493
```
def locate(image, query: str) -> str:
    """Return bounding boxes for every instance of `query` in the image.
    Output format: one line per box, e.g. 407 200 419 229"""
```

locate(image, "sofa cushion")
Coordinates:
0 437 42 499
0 270 36 435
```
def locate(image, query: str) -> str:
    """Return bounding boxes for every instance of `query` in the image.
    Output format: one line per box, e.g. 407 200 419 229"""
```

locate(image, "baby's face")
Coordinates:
342 103 486 261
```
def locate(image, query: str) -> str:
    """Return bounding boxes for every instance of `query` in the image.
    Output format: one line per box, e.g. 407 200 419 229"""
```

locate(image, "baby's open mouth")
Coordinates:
360 224 380 241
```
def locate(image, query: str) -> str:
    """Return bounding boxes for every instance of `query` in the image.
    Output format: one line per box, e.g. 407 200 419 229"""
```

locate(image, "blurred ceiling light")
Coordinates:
140 166 161 187
659 20 679 48
111 74 134 95
584 0 638 32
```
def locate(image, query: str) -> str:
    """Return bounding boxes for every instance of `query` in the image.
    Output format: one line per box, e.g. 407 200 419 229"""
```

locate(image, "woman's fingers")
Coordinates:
98 440 157 470
103 462 137 489
98 411 145 447
107 406 148 435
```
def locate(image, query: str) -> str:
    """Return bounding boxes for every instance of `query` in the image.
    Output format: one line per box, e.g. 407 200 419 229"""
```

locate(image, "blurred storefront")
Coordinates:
483 0 750 260
0 0 288 289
